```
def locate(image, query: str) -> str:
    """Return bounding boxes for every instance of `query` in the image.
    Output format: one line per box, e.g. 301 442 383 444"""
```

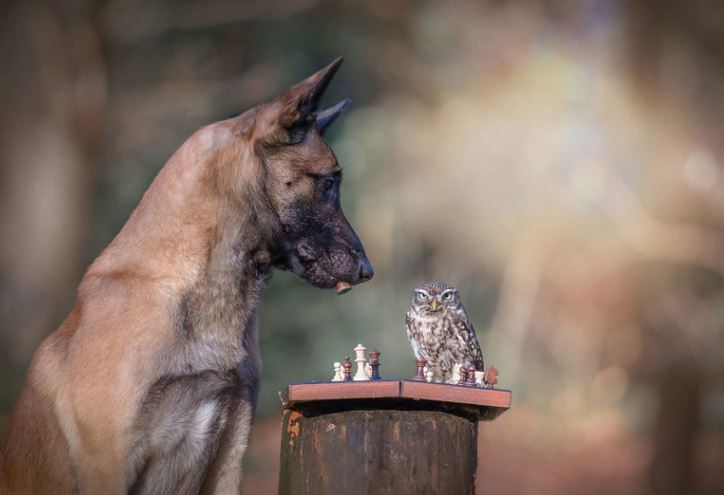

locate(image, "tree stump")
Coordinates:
278 380 511 495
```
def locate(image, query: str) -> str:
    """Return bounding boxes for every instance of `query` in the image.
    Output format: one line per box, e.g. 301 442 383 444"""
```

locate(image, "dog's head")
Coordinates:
231 58 373 289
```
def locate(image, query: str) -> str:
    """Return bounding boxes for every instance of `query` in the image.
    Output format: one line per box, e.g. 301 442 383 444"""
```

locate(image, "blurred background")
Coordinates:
2 0 724 493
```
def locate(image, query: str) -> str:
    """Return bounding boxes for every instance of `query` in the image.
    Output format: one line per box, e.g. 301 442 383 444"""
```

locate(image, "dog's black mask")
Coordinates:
277 178 373 289
260 58 373 289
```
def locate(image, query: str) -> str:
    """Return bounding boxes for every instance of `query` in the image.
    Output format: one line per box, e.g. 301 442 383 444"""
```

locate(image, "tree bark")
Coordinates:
279 402 478 495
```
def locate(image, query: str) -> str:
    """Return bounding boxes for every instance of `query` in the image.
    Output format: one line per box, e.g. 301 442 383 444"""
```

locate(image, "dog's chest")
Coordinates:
174 263 267 373
128 265 267 493
128 369 239 494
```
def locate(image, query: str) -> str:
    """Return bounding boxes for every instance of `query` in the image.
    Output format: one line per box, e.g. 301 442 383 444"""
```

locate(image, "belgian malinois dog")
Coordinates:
0 57 373 494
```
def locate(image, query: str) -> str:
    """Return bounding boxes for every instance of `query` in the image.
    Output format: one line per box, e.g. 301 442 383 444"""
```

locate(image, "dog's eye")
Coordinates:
287 123 307 145
321 178 335 194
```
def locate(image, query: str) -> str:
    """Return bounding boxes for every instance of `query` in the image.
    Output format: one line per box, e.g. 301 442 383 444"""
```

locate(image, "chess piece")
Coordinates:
369 348 381 380
331 362 344 382
457 367 468 385
335 281 352 295
483 365 499 388
451 363 463 384
353 344 370 381
412 358 427 381
474 371 485 387
465 367 477 386
342 356 353 382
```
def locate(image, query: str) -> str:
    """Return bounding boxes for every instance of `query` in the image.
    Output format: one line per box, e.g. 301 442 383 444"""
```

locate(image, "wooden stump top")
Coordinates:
281 379 511 421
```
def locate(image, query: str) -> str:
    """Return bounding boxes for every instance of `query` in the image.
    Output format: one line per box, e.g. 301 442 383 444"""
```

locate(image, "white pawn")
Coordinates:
331 362 344 382
450 363 463 384
423 365 437 383
474 371 485 387
353 344 370 381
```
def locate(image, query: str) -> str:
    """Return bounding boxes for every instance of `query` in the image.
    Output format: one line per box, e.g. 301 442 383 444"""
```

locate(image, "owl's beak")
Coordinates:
431 299 438 311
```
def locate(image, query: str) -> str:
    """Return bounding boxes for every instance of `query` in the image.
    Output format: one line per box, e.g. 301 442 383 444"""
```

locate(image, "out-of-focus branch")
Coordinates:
101 0 320 43
488 232 545 387
103 62 283 160
606 176 724 277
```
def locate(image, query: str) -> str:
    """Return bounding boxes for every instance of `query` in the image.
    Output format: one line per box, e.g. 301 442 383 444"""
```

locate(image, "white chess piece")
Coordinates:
423 365 440 383
353 344 370 381
364 362 372 379
331 362 344 382
474 371 485 387
450 363 463 384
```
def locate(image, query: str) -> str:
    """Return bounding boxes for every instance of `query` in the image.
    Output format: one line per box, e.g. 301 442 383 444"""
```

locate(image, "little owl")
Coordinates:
405 281 484 383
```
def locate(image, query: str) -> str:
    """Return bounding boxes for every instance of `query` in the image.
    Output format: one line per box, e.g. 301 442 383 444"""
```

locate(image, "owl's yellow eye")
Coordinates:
443 292 452 300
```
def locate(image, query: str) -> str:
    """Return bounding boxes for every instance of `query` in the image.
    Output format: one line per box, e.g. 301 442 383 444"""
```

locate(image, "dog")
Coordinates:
0 57 373 494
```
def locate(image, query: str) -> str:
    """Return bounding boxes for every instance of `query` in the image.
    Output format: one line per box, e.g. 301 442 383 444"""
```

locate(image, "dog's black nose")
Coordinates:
358 257 374 282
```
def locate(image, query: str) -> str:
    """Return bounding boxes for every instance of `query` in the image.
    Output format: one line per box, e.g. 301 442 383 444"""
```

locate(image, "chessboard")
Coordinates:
282 343 512 420
281 380 512 420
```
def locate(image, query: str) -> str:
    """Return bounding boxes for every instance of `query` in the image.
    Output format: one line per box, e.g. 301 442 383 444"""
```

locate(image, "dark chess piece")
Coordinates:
483 365 499 388
465 367 477 386
412 359 427 381
369 348 381 380
342 356 353 382
457 367 468 385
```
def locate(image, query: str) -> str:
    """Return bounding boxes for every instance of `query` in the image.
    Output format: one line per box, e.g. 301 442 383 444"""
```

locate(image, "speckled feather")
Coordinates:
405 282 484 383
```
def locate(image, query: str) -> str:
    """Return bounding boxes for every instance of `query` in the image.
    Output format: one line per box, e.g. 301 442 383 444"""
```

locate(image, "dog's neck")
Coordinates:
95 123 278 282
88 123 279 369
175 180 276 372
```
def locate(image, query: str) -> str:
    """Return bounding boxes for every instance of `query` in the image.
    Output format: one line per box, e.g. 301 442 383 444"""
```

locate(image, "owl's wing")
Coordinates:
405 311 425 361
405 311 415 342
451 310 485 370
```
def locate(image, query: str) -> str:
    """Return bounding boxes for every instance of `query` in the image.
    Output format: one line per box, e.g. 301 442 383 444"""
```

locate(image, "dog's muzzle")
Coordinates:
289 239 373 289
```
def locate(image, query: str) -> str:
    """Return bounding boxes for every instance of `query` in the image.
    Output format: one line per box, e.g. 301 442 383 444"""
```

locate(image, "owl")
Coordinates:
405 281 484 383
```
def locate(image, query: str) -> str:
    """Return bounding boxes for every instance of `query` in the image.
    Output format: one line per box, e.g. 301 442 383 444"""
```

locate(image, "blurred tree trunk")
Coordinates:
648 358 702 495
624 2 723 493
0 0 106 419
636 273 707 495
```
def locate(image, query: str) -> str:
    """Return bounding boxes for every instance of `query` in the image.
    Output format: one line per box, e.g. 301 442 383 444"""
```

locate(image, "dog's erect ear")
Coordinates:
277 57 344 129
314 99 351 134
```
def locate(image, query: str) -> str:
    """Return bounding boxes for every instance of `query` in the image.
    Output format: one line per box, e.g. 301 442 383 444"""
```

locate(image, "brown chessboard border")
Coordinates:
283 379 512 412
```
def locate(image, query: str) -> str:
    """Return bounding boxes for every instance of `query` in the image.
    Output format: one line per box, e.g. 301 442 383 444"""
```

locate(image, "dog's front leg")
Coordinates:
201 316 261 494
201 389 257 494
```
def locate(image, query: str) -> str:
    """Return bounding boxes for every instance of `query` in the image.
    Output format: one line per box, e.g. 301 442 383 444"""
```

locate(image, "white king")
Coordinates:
353 344 370 381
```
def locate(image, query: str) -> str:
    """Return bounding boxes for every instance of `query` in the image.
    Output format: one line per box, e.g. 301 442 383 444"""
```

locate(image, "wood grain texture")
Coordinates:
278 381 512 493
400 381 512 409
283 380 511 420
286 380 401 403
279 407 477 495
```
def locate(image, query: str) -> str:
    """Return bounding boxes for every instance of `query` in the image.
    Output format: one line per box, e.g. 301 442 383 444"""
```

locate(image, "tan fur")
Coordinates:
0 59 370 494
